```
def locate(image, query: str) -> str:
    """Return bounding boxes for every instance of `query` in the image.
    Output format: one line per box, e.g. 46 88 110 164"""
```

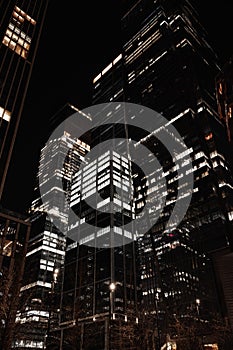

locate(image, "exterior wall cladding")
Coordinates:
0 0 49 208
215 56 233 147
0 209 31 349
0 1 48 349
14 127 90 349
58 0 233 349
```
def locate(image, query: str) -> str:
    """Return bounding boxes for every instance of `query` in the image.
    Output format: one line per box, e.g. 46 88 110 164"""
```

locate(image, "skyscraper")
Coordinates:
0 0 49 208
59 148 140 349
14 104 90 349
215 55 233 147
0 2 49 349
212 53 233 332
91 0 233 346
33 1 233 349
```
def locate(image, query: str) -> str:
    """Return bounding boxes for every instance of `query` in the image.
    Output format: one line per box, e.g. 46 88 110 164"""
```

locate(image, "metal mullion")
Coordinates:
0 1 14 29
0 9 18 123
0 54 27 198
16 0 37 60
73 166 84 321
7 221 20 274
0 52 22 158
0 218 10 269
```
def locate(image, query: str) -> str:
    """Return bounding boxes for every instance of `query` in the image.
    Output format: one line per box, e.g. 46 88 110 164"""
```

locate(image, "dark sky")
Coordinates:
5 0 233 213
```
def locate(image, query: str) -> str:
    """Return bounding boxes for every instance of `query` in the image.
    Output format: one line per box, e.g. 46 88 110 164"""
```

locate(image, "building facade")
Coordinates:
215 55 233 151
0 0 49 208
213 53 233 331
0 209 31 349
0 2 48 349
14 110 90 349
82 0 233 347
25 1 233 349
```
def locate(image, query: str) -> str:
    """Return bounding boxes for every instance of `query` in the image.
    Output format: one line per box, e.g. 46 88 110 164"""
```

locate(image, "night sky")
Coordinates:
5 0 233 213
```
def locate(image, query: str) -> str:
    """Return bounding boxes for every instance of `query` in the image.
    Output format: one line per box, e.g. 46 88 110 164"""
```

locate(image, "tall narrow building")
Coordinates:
59 147 140 349
212 54 233 333
14 104 90 349
0 2 49 349
215 54 233 149
0 0 49 207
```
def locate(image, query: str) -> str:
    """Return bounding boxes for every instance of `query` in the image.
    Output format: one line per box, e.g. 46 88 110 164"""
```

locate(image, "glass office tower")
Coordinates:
54 1 233 349
213 54 233 331
14 105 90 349
215 55 233 148
0 2 48 349
0 0 49 208
91 0 233 347
58 103 141 349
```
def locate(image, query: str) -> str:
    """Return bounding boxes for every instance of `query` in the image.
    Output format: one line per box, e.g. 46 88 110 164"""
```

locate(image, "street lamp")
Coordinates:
195 298 204 349
53 268 59 284
109 282 116 320
109 282 122 320
109 282 116 292
196 298 200 315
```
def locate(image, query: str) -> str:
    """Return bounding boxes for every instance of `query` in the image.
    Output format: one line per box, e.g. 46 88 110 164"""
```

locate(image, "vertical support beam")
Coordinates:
80 322 84 350
104 318 110 350
59 328 63 350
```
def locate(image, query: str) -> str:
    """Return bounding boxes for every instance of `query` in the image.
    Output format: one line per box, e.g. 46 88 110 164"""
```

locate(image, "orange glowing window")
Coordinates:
228 106 232 119
2 6 36 59
205 133 213 140
218 82 223 95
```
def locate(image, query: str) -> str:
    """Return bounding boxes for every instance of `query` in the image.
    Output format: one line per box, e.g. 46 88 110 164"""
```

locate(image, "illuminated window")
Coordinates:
205 132 213 140
218 82 223 95
0 106 11 122
2 6 36 59
2 240 13 256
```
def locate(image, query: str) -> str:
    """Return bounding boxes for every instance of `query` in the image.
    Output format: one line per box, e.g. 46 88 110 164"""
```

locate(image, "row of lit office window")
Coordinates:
2 6 36 59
